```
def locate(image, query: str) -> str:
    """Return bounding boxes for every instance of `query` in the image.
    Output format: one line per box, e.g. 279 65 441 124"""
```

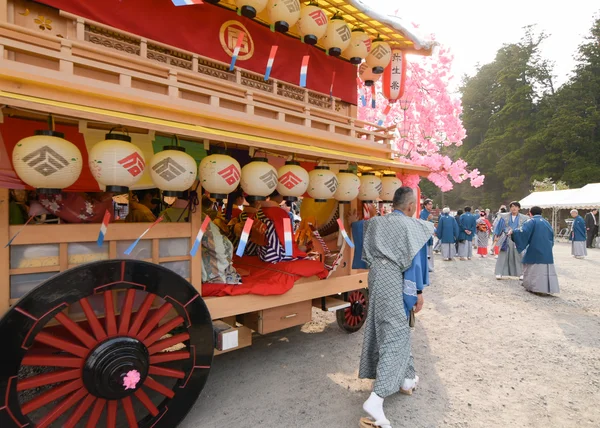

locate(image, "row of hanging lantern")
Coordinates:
12 125 401 202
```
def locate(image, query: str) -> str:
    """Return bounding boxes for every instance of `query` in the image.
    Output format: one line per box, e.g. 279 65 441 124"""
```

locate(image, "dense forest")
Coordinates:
424 16 600 210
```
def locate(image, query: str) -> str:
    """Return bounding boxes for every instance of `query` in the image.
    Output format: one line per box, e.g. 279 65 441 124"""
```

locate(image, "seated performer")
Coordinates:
511 206 559 295
126 189 160 222
38 191 114 223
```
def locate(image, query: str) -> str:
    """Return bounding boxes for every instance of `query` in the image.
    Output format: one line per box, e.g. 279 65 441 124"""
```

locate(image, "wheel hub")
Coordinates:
83 336 149 399
350 300 364 317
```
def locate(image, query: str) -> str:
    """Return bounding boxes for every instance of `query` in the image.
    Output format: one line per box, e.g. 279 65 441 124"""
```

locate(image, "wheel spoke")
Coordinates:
143 377 175 398
150 350 190 364
80 297 107 341
122 396 138 428
143 316 184 348
65 394 96 428
85 398 106 428
128 294 155 337
148 332 190 355
106 400 117 428
103 290 117 337
134 388 159 417
55 312 97 349
22 354 82 368
36 387 87 428
18 369 81 391
149 365 186 379
136 303 173 341
118 289 137 335
21 379 83 415
35 331 89 357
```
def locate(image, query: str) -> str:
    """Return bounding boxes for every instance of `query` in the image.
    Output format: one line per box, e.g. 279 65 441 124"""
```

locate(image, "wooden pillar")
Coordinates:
0 0 8 23
0 188 10 314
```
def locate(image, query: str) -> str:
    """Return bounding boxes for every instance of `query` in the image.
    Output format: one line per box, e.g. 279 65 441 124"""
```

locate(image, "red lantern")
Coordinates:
382 49 406 102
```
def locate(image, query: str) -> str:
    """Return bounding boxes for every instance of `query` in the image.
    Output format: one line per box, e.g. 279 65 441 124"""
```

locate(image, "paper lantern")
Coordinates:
12 130 82 194
267 0 301 33
308 166 338 202
149 146 197 197
379 174 402 202
358 172 381 202
382 49 407 102
321 14 351 57
366 37 392 74
343 28 371 65
89 133 145 193
205 0 220 3
277 161 309 202
296 3 328 45
240 157 278 201
359 61 381 87
198 153 241 200
334 170 360 204
235 0 268 18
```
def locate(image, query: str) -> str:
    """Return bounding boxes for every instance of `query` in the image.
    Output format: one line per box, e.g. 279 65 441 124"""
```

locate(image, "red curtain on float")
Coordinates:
39 0 358 105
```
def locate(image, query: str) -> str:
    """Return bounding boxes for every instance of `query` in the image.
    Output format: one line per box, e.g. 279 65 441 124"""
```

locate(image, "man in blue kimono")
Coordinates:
494 201 528 280
458 207 477 260
570 209 587 258
436 207 459 261
510 206 559 294
420 199 434 272
359 187 433 428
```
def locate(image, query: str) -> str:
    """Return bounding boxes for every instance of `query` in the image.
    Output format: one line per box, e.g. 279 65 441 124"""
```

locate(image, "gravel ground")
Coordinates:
183 242 600 428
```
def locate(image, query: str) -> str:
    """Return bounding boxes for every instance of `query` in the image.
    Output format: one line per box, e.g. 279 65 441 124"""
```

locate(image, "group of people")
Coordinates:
570 208 599 258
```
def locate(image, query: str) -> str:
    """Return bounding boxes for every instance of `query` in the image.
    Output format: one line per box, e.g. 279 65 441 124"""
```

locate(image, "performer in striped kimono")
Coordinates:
358 187 433 428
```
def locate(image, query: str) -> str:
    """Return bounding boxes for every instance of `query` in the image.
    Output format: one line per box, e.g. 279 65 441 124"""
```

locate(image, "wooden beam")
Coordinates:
0 188 10 315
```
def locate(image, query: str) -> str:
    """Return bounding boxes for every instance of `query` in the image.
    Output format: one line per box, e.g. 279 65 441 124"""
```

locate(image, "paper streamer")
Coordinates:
172 0 203 5
377 104 392 126
264 45 278 81
329 71 336 99
283 217 293 257
97 210 111 247
336 218 354 249
4 215 34 248
357 78 366 107
229 32 245 71
235 217 254 257
299 55 310 87
123 216 164 255
363 203 371 220
337 204 344 248
371 85 376 108
190 216 211 257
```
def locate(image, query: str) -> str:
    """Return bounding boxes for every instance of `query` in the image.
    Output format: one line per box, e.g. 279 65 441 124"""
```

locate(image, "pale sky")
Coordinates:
372 0 600 92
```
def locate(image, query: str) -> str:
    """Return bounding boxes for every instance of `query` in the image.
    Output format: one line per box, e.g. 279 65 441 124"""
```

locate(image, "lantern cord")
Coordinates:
176 181 200 223
173 134 180 147
108 126 129 136
47 115 55 131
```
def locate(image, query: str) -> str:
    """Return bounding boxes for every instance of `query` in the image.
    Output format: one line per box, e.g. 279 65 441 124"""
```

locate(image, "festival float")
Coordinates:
0 0 436 426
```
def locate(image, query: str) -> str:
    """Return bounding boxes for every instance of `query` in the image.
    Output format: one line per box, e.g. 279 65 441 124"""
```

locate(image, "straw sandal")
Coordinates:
359 417 391 427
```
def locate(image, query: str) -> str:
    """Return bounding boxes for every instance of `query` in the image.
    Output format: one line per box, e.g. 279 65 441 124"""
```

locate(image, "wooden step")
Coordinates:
312 297 351 312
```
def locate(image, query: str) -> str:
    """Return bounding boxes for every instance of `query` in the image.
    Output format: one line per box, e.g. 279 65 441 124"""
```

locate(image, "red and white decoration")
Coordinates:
382 49 407 102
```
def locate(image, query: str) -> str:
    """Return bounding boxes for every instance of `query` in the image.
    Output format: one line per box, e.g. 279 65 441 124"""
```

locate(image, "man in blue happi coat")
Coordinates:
570 209 587 258
510 206 560 295
436 207 459 261
420 199 435 272
458 206 477 260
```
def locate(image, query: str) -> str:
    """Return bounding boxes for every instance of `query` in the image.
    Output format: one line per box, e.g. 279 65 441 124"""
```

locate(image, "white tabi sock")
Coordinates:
363 392 389 426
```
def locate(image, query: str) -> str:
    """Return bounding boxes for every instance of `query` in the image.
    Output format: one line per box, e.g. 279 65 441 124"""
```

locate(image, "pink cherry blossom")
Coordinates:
358 45 484 192
123 370 141 390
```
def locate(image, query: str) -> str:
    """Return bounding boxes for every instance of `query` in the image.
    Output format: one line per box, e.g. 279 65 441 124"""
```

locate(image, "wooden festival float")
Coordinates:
0 0 435 426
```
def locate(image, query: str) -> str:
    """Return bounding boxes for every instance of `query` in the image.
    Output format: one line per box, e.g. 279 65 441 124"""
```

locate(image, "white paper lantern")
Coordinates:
241 157 278 201
308 166 338 202
12 130 82 194
379 174 402 202
235 0 268 18
88 133 145 193
321 14 351 57
277 161 309 202
334 170 360 204
198 153 241 200
267 0 301 33
296 4 328 45
149 146 197 197
343 28 371 65
366 37 392 74
358 172 381 202
359 61 381 87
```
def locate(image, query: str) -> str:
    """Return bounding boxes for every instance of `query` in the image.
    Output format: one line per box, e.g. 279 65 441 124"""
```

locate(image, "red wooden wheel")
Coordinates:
336 288 369 333
0 260 213 428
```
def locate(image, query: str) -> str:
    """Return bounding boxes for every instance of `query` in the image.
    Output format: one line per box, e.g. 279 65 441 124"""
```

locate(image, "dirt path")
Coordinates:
183 242 600 428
